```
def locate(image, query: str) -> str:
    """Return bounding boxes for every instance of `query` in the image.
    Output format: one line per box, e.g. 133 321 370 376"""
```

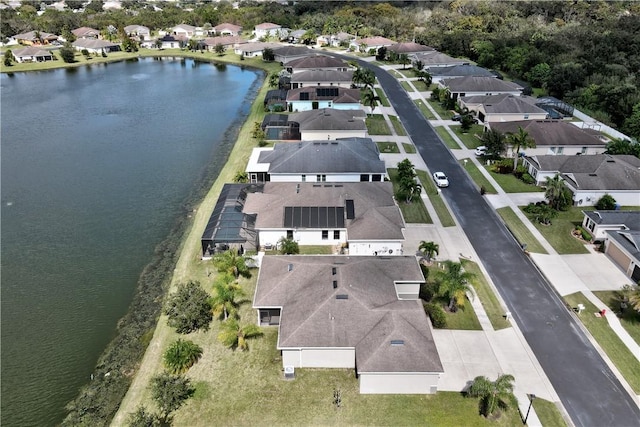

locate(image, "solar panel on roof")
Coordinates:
345 199 355 219
283 206 345 228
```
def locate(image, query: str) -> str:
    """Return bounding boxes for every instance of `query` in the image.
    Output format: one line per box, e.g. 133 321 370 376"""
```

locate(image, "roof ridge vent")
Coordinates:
287 263 293 272
336 294 348 299
390 340 404 346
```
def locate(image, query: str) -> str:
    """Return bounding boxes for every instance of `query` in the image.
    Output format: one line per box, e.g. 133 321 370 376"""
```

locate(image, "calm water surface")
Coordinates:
1 58 261 426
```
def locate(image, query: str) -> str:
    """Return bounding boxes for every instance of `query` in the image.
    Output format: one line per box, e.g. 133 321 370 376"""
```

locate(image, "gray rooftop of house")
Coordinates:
235 42 280 52
430 64 496 78
289 108 366 131
606 230 640 262
273 45 313 57
72 39 120 49
491 120 608 147
285 54 348 69
244 182 404 240
460 94 547 115
412 51 468 66
257 137 384 175
386 42 434 53
290 69 354 83
13 46 52 57
583 210 640 228
253 255 443 373
441 76 523 92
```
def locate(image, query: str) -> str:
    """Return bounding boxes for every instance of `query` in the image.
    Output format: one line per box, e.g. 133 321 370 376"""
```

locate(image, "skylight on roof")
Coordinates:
390 340 405 346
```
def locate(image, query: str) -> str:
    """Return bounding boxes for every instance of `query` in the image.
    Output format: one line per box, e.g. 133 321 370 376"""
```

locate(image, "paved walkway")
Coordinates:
374 63 639 423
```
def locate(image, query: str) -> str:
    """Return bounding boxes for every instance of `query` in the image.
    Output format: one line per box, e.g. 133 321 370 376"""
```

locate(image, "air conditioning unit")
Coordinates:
284 365 295 380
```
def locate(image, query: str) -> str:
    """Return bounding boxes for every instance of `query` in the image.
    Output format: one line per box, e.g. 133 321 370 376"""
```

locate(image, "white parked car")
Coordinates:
475 146 487 156
432 171 449 188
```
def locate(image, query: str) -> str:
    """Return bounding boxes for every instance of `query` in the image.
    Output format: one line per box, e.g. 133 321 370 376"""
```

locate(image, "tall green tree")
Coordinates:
418 241 439 263
506 127 536 170
480 128 506 159
126 406 161 427
278 237 299 254
150 373 194 424
544 174 572 210
213 248 251 279
262 47 275 62
165 281 213 334
467 374 517 418
4 49 13 66
218 318 263 351
163 339 203 374
210 273 245 320
435 260 474 312
362 88 378 116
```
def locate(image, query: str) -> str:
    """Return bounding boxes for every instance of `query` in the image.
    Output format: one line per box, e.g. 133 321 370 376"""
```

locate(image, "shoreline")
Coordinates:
58 53 275 425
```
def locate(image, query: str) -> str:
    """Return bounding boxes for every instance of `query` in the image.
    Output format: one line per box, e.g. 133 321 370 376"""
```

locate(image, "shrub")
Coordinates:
278 237 299 254
595 194 617 210
520 173 535 184
575 226 592 242
419 281 437 301
513 165 528 179
424 302 447 328
491 159 513 174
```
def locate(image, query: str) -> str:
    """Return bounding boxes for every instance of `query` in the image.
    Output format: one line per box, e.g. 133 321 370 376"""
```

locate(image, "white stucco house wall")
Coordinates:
254 22 283 39
582 210 640 241
253 255 443 394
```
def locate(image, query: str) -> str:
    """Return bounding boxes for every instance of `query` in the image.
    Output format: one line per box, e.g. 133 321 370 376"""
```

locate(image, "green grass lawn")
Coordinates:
496 207 548 254
427 100 453 120
401 80 414 92
377 141 400 153
414 99 437 120
412 80 431 92
593 290 640 346
450 125 485 149
397 68 418 78
459 159 498 194
389 69 403 79
365 115 392 135
532 398 568 427
563 292 640 394
389 115 407 136
298 245 335 255
460 260 511 330
525 207 590 254
402 143 416 154
375 88 390 107
437 296 482 330
486 168 545 193
388 168 432 224
434 127 461 149
416 170 456 227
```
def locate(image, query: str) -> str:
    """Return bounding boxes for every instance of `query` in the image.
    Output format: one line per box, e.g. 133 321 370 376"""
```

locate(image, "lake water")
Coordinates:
0 58 261 426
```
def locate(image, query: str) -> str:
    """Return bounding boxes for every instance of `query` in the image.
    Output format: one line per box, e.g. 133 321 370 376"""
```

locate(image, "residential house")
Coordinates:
287 29 306 44
582 210 640 241
260 109 367 141
154 34 186 49
124 25 151 41
245 136 383 183
200 36 246 52
234 42 281 58
490 120 607 158
285 54 350 74
13 31 58 45
411 51 468 69
72 27 100 39
429 64 497 84
290 70 354 89
459 94 548 123
439 76 523 100
272 45 313 64
386 42 434 55
253 255 443 394
12 46 54 62
254 22 283 39
172 24 196 39
214 23 242 36
604 229 640 282
316 32 355 48
243 182 405 255
287 86 362 112
72 39 120 54
351 36 396 53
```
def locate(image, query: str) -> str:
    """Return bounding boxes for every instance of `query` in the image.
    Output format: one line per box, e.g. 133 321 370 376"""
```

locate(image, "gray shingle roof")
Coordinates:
491 120 607 147
258 137 383 175
289 108 366 131
460 94 547 114
441 76 522 92
244 182 404 240
606 230 640 262
430 64 496 78
287 86 361 103
290 69 353 83
253 255 443 373
13 46 52 58
285 54 348 69
72 39 120 49
273 45 313 57
412 51 468 66
583 210 640 228
386 42 434 53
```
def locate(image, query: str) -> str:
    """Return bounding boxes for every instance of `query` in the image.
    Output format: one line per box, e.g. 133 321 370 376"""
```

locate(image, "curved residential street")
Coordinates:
335 54 640 427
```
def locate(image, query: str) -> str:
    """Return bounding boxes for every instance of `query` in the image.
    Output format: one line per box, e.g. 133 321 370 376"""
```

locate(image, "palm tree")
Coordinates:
362 88 378 116
398 53 410 69
506 127 536 171
360 68 376 90
418 241 439 263
467 374 517 417
163 339 203 374
213 248 251 278
544 174 571 210
435 260 474 311
218 318 263 351
210 273 245 320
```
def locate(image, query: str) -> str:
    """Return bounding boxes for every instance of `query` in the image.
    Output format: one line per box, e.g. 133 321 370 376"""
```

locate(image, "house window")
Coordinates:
557 147 564 154
317 174 326 182
322 230 329 240
287 230 294 239
372 174 382 182
301 174 306 182
360 174 369 182
549 147 556 154
581 147 587 154
333 230 340 239
524 114 529 119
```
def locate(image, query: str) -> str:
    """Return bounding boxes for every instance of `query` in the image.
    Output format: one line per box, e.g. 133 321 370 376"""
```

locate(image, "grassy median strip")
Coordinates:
414 99 436 120
450 125 485 149
401 80 414 92
526 207 590 254
459 159 498 194
563 292 640 394
435 127 460 149
427 100 453 120
388 168 432 224
416 170 456 227
487 167 545 193
533 398 568 427
366 114 392 135
389 115 407 136
375 87 390 107
496 207 548 254
377 141 400 153
402 143 416 153
592 291 640 347
460 260 511 330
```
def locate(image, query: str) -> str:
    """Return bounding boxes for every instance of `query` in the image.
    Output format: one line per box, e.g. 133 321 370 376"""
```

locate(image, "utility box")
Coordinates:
284 365 295 380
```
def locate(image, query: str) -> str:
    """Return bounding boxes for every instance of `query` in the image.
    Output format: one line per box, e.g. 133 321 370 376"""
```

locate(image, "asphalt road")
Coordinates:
342 56 640 427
